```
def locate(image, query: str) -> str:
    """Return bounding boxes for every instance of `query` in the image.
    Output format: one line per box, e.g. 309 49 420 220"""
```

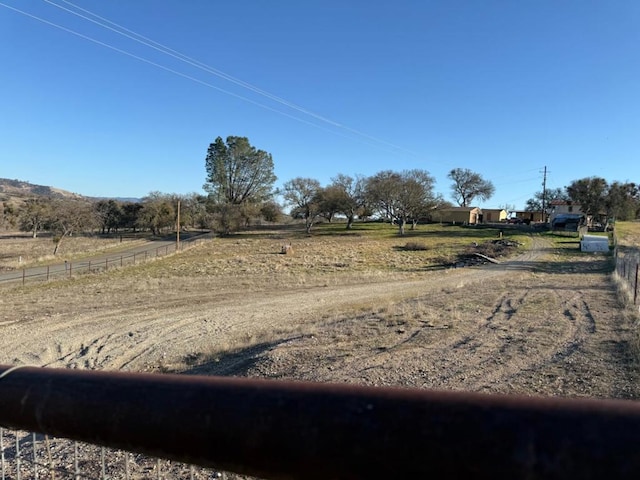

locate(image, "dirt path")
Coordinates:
1 235 638 400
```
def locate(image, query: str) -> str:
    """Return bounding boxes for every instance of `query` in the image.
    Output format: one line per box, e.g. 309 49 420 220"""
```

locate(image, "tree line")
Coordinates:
0 192 214 254
525 178 640 223
204 136 501 235
3 135 637 252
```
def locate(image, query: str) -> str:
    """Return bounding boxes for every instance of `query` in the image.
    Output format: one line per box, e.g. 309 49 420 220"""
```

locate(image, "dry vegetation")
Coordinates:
0 232 148 270
2 221 640 480
1 221 639 398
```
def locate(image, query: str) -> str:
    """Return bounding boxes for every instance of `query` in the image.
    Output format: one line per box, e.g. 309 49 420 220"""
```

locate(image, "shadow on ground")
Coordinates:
182 337 304 377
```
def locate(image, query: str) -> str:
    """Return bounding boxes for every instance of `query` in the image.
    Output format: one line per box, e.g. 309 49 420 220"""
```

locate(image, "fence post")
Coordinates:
22 269 25 286
1 427 5 480
46 265 50 281
105 258 108 271
88 260 91 273
635 263 639 305
15 434 20 480
32 432 38 480
69 263 72 278
133 253 136 264
120 256 123 267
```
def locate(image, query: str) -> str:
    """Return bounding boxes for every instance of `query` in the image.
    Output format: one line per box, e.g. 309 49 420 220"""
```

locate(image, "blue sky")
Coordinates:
1 1 638 209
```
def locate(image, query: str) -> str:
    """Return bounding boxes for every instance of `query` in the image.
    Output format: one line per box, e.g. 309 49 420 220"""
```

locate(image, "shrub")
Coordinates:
403 242 427 251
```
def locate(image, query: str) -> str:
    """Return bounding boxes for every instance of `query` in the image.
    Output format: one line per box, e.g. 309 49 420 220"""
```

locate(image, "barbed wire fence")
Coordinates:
612 230 640 311
0 232 215 287
0 231 238 479
0 427 227 479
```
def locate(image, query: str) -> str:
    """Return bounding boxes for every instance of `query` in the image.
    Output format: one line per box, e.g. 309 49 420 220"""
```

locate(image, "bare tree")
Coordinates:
365 169 437 235
18 198 50 238
282 177 323 234
326 174 367 229
448 168 494 207
524 188 567 215
47 199 96 255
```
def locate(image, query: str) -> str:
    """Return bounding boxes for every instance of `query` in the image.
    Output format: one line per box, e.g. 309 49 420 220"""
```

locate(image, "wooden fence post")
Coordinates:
635 263 639 306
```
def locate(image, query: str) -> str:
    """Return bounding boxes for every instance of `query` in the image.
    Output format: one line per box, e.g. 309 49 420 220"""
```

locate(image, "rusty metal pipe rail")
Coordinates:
1 366 640 479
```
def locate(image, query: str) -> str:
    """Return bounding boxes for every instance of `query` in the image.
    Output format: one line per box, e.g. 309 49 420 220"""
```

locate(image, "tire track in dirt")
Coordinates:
453 291 598 391
1 235 553 372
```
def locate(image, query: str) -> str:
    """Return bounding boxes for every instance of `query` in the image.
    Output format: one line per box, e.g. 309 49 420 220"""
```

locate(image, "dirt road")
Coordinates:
1 235 638 400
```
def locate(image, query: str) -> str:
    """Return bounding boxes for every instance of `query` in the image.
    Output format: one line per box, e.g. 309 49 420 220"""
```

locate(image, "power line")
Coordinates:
47 0 343 128
7 0 416 157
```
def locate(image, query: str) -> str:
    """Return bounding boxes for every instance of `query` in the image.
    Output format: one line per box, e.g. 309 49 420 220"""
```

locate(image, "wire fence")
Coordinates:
0 428 226 479
0 232 214 286
614 246 640 310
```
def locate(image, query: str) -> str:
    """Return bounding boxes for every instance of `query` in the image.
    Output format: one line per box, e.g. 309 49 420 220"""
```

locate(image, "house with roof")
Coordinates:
549 200 586 231
432 207 482 225
549 200 586 224
482 208 507 223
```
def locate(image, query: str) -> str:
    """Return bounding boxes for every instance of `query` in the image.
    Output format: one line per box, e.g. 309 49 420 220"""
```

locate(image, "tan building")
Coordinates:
482 209 507 223
433 207 482 225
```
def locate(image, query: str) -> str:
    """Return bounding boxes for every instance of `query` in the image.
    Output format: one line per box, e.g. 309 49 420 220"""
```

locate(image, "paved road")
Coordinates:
0 231 212 284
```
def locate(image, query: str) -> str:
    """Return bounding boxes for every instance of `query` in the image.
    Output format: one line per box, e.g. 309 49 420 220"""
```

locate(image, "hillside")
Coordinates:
0 178 83 202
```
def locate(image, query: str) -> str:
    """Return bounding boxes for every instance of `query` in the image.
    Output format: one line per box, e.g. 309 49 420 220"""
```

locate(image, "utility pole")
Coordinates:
541 166 548 223
176 200 181 250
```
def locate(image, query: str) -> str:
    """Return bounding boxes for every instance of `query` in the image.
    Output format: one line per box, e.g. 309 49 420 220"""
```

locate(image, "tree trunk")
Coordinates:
346 215 354 230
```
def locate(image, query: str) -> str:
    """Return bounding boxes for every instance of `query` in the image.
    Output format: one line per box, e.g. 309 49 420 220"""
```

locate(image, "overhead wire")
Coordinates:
47 0 344 128
26 0 417 157
51 0 418 156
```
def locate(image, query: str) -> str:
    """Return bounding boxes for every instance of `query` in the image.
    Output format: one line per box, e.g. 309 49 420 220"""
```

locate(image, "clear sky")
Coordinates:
1 1 638 209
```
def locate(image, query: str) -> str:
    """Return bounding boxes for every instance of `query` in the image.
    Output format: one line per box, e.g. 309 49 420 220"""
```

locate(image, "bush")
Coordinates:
403 242 427 251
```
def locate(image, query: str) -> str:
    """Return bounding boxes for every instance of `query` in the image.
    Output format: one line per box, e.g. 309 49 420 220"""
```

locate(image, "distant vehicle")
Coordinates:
507 217 523 224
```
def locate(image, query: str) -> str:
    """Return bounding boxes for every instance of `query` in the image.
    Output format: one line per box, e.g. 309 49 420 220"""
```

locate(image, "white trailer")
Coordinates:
580 235 609 252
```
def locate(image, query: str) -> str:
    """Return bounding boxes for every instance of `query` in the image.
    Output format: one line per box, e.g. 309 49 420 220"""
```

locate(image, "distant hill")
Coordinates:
89 196 142 203
0 178 84 201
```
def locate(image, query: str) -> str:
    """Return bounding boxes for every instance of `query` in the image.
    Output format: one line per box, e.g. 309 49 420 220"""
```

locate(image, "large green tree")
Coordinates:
94 199 124 234
137 192 176 236
605 181 639 221
566 177 640 225
566 177 608 217
448 168 494 207
204 136 276 205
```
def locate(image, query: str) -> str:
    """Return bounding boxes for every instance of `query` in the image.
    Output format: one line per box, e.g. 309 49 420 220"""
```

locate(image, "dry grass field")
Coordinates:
1 221 639 402
0 231 148 270
2 221 640 479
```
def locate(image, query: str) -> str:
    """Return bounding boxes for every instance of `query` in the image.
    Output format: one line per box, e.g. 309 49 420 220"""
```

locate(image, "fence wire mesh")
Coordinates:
0 232 214 286
614 246 640 309
0 428 226 480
